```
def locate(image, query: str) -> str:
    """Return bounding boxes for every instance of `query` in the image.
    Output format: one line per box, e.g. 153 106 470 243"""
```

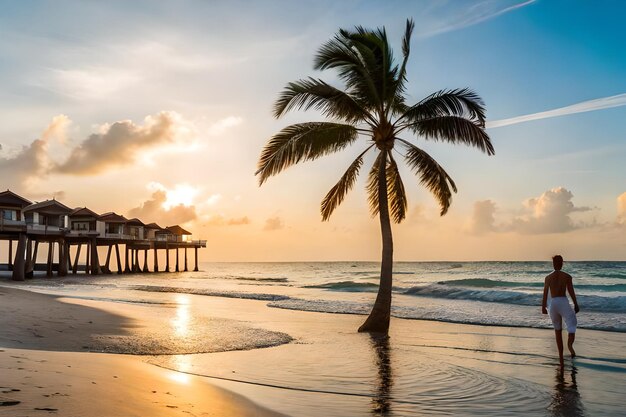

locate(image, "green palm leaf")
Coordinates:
400 139 457 215
366 151 385 217
274 77 371 123
256 122 358 184
400 88 487 126
386 151 407 223
388 19 415 116
409 115 494 155
314 31 381 108
321 146 373 221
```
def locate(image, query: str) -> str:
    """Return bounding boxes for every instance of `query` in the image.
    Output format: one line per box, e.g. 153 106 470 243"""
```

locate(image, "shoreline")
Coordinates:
1 284 625 416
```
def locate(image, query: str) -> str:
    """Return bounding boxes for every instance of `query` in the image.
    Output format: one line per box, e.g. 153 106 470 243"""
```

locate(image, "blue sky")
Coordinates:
0 0 624 260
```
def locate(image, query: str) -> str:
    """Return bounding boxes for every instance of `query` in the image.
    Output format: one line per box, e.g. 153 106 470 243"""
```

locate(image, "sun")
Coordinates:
162 184 198 210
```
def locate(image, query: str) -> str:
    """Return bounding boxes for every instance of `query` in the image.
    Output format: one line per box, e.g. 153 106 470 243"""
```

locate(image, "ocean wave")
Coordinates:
588 272 626 280
403 284 626 312
231 277 289 283
133 285 290 301
268 298 626 332
438 278 626 292
304 281 379 292
439 278 542 288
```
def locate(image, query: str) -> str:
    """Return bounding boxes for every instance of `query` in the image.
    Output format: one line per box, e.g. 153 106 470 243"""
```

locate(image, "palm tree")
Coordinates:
256 20 494 334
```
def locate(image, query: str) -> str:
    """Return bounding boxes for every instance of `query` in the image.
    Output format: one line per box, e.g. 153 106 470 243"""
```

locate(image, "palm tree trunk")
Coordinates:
359 152 393 333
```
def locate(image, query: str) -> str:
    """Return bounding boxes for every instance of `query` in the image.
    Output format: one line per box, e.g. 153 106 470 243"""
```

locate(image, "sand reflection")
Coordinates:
370 334 392 415
168 355 192 384
549 366 584 417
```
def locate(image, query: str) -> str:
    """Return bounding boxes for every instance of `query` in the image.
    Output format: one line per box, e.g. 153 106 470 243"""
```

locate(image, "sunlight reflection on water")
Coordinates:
171 294 191 338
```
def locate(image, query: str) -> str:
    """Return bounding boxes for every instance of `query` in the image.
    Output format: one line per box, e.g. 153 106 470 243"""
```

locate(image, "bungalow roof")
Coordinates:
0 190 32 208
70 207 100 218
23 199 72 214
126 217 145 226
98 212 128 223
166 225 192 236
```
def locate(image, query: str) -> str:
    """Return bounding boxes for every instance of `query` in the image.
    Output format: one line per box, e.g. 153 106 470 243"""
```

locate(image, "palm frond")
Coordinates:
410 115 494 155
392 19 415 100
386 151 407 223
399 139 457 215
346 26 396 105
256 122 358 184
314 32 381 108
273 77 373 124
366 151 385 217
399 88 486 126
321 146 373 221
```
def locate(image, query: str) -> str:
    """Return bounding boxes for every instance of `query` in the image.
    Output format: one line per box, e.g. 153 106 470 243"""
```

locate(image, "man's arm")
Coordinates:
542 276 549 314
567 275 580 313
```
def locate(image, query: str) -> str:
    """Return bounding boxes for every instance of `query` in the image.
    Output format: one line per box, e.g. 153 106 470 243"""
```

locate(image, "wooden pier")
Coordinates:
0 230 206 280
0 190 206 280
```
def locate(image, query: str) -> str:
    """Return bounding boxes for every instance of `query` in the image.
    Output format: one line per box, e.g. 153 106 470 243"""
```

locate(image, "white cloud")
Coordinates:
0 114 69 189
55 111 195 175
208 116 243 136
487 92 626 128
467 188 597 235
41 114 71 144
417 0 536 38
41 67 140 100
509 187 592 234
467 200 497 234
128 185 197 226
205 194 222 206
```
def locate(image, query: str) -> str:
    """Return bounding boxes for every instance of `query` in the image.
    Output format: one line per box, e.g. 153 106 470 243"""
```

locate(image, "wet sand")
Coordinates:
0 287 286 416
0 348 284 417
1 285 625 416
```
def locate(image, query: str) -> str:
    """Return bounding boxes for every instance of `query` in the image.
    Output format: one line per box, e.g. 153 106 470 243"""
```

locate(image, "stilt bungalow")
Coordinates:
0 190 31 232
23 199 72 233
69 207 100 235
98 212 129 239
126 218 145 240
1 190 206 280
144 222 163 240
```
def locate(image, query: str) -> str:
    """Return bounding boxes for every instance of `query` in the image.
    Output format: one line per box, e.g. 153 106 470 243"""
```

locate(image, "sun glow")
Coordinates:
154 183 198 210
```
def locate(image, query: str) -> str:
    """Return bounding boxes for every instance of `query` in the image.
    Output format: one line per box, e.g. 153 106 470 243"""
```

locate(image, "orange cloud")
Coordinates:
618 192 626 225
55 111 191 175
128 189 196 226
264 216 284 231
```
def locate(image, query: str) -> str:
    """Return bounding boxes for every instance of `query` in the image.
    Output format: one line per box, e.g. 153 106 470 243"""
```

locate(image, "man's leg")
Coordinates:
567 333 576 358
555 329 564 367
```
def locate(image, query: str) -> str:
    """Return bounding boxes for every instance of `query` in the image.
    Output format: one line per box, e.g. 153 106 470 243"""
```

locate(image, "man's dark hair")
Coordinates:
552 255 563 271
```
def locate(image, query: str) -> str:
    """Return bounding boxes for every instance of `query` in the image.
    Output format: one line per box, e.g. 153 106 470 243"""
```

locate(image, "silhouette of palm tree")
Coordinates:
256 19 493 333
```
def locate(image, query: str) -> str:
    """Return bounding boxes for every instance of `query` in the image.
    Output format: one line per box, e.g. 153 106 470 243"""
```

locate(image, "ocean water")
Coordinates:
3 261 626 416
14 261 626 333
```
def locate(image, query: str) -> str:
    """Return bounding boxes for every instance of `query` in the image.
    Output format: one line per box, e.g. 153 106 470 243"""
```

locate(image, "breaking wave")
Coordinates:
304 281 379 292
403 284 626 313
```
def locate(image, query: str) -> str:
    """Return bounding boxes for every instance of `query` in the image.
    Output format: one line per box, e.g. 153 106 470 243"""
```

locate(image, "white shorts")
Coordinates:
548 296 577 333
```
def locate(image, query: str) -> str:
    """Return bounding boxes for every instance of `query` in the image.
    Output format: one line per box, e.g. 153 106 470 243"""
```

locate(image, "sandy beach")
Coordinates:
1 280 625 416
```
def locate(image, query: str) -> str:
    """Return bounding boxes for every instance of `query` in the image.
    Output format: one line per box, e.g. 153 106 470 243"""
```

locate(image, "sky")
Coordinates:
0 0 624 261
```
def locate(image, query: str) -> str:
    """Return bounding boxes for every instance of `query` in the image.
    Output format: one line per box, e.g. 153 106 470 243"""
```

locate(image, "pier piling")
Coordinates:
11 234 26 281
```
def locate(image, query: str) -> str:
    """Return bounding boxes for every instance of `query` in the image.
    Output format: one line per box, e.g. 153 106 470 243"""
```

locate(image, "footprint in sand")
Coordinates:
0 396 20 406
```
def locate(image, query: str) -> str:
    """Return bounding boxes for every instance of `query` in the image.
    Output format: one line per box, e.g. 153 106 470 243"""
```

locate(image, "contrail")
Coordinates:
486 93 626 128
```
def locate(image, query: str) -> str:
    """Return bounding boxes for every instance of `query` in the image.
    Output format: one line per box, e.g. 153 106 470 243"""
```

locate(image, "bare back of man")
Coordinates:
542 255 580 368
545 270 571 298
